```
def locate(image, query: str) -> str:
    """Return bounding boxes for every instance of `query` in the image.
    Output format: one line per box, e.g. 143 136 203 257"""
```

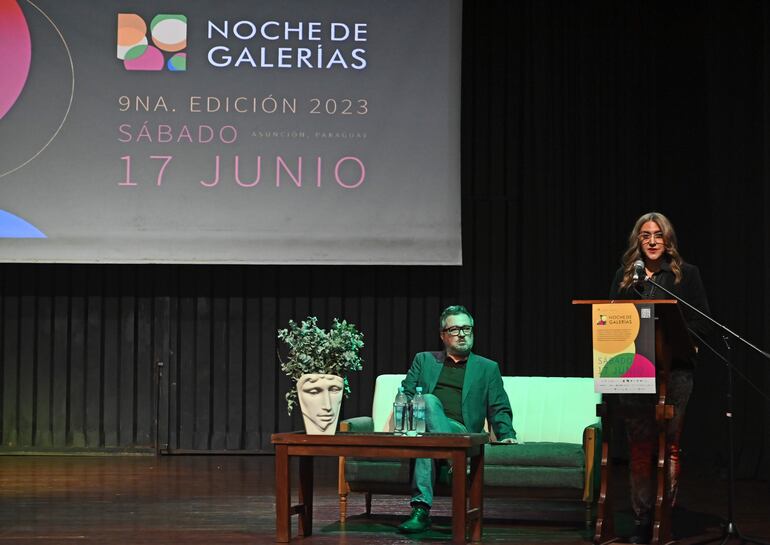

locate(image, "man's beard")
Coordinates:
448 344 472 357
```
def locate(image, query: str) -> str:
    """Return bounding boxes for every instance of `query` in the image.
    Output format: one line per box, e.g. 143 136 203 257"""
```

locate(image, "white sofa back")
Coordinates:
370 374 600 444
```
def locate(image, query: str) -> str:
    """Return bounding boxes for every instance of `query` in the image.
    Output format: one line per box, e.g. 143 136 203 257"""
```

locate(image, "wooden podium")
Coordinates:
573 300 695 545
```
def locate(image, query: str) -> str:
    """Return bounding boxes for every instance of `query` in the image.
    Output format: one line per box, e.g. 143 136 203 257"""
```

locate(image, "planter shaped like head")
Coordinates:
297 373 344 435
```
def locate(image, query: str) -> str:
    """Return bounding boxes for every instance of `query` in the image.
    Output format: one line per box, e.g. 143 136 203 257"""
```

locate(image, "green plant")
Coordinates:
278 316 364 414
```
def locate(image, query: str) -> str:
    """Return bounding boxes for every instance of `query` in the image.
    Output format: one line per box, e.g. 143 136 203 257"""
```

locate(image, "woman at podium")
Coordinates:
609 211 711 544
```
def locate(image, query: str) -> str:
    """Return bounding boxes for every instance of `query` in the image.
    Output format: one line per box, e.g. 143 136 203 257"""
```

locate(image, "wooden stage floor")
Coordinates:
0 455 767 544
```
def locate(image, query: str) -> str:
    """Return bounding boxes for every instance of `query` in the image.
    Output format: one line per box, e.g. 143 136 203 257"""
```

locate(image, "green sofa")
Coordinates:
338 374 602 527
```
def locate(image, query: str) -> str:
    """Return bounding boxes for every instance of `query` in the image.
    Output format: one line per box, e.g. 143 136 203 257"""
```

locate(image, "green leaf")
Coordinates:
277 315 364 415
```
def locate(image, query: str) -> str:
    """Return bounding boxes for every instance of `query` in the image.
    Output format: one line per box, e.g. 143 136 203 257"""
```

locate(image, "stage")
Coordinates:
0 455 767 544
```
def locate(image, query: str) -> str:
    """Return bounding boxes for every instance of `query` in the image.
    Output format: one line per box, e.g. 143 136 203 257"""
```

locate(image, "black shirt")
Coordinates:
432 355 466 424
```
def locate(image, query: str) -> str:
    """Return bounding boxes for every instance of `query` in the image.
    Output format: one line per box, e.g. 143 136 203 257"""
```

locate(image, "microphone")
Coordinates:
633 259 645 283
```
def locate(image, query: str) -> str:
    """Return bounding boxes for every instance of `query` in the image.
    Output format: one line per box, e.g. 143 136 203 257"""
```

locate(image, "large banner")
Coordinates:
0 0 462 264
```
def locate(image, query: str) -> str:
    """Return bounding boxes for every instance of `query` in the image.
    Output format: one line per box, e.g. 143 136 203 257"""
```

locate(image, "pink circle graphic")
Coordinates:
0 0 32 120
0 0 75 180
624 354 656 378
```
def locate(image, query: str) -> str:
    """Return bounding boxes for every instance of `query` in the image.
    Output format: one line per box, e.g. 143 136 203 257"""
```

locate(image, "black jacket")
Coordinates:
609 260 712 367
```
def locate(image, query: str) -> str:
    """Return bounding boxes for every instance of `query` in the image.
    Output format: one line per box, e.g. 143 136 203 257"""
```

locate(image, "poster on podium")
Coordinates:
591 302 656 393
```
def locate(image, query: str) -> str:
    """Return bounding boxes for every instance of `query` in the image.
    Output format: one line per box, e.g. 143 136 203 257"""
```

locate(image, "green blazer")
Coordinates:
401 351 515 441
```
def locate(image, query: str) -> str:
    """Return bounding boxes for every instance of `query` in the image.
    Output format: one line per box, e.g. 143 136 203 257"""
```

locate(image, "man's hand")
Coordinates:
498 437 518 444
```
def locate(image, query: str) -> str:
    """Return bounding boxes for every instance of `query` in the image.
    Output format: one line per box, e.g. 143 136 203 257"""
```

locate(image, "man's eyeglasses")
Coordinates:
639 232 664 244
442 326 473 336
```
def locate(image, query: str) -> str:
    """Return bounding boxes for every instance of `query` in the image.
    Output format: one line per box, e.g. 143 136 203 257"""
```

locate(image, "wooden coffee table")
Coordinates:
271 431 488 544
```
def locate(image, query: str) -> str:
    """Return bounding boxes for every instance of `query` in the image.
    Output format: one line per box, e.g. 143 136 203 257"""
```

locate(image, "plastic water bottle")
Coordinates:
412 386 426 434
393 386 408 434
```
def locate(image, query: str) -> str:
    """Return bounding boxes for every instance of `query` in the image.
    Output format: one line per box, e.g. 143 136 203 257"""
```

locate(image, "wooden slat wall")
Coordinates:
0 264 499 453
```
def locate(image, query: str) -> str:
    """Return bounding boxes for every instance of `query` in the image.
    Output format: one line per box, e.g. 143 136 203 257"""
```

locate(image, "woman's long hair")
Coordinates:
618 211 683 290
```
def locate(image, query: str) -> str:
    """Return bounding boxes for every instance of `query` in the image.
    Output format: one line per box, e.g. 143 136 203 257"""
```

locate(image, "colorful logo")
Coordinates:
117 14 187 71
595 314 607 326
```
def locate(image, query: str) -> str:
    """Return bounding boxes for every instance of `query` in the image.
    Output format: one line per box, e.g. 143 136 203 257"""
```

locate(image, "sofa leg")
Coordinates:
365 491 372 515
338 454 349 523
339 492 347 523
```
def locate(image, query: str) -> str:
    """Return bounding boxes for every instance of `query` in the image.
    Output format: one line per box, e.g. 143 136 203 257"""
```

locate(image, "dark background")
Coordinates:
1 1 768 482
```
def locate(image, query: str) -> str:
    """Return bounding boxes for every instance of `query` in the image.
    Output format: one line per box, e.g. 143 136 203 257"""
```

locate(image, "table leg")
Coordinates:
298 456 314 537
468 449 484 543
451 450 467 544
275 445 290 543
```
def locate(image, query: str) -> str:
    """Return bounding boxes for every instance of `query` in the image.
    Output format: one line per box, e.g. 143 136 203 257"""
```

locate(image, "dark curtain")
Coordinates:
461 0 770 480
1 1 768 480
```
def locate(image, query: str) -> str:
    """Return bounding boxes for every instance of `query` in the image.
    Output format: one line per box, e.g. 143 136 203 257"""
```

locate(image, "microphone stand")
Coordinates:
642 275 770 545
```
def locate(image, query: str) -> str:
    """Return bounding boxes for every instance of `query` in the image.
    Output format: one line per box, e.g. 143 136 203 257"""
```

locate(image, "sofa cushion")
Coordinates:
371 375 405 432
503 376 600 444
484 442 584 468
484 465 585 489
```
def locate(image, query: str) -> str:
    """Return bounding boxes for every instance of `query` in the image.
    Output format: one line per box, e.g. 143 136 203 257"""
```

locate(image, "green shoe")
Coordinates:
397 505 431 534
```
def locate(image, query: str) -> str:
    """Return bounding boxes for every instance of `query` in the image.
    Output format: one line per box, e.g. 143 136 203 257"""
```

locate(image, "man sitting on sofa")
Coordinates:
397 305 517 534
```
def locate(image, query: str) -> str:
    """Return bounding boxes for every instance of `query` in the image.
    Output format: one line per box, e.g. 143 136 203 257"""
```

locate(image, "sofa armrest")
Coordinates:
582 422 602 502
340 416 374 433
